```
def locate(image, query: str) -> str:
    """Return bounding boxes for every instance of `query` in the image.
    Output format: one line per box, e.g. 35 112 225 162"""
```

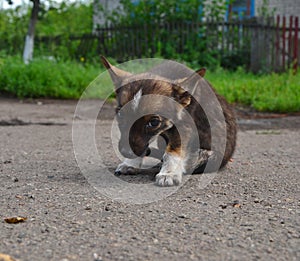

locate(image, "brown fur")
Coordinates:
101 56 237 182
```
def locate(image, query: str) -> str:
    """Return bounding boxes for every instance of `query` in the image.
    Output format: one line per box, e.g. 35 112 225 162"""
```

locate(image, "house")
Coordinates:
93 0 122 31
255 0 300 18
93 0 299 72
93 0 299 29
93 0 257 31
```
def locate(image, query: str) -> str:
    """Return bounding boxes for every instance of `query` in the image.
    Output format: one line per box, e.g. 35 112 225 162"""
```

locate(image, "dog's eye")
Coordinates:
147 118 160 128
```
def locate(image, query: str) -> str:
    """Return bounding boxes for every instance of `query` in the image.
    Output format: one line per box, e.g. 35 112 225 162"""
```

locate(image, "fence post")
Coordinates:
251 17 267 73
275 15 280 72
293 16 299 74
288 16 293 69
282 16 286 71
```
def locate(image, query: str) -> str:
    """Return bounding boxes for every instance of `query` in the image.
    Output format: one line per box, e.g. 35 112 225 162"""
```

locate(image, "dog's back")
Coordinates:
149 60 237 170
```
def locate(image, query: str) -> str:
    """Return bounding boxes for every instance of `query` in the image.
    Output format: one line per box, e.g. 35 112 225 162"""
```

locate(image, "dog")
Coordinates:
101 56 237 187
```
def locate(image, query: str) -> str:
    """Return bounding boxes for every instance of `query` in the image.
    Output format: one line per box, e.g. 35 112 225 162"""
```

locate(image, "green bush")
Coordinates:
0 56 101 98
205 67 300 113
0 56 299 113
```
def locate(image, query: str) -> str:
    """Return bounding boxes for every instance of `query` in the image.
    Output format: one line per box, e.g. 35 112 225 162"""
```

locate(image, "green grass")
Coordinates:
205 67 300 113
0 56 102 99
0 56 299 113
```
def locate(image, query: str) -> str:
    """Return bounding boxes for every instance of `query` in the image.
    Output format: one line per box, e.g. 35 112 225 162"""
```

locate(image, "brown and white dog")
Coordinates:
101 56 237 187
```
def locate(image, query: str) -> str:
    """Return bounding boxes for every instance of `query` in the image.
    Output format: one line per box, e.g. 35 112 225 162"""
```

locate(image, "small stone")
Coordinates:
17 232 26 238
3 160 12 164
266 247 272 253
269 217 277 221
153 238 159 244
41 227 49 233
45 249 53 258
93 253 103 261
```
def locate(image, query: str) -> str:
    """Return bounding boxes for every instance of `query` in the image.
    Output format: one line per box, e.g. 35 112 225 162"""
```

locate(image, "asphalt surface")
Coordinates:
0 98 299 261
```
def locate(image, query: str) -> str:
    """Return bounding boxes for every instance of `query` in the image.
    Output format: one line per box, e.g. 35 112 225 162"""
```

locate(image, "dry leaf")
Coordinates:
0 253 17 261
4 216 27 224
232 200 241 208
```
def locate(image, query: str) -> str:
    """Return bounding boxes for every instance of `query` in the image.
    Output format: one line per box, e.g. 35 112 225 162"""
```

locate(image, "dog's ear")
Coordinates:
174 68 206 98
172 85 191 107
196 67 206 77
175 68 206 86
101 56 132 88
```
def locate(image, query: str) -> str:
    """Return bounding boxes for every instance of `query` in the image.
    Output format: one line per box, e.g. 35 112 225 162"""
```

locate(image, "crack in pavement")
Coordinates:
0 118 67 126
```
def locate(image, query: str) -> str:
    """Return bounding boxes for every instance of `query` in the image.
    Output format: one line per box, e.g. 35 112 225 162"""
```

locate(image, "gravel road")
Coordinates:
0 98 299 261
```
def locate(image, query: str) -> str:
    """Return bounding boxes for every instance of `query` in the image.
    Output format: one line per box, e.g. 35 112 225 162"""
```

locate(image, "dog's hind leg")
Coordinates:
192 150 223 174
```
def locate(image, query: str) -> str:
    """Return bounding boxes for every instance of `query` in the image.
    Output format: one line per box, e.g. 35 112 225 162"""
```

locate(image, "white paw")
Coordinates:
115 158 143 176
115 162 136 175
155 172 182 186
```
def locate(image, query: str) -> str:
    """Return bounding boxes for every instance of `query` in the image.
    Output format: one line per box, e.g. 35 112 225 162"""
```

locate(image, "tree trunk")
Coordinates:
23 0 40 64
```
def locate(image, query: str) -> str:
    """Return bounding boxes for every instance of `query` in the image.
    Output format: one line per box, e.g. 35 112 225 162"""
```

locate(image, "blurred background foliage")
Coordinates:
0 0 299 113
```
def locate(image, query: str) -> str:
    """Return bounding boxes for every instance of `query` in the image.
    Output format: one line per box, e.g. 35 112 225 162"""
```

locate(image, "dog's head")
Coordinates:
101 57 203 158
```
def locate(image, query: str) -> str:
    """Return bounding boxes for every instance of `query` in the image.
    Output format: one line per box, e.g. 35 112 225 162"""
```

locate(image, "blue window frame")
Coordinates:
226 0 255 20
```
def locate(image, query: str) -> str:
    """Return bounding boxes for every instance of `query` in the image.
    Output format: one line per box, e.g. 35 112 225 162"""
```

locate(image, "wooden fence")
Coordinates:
33 15 299 73
249 15 299 73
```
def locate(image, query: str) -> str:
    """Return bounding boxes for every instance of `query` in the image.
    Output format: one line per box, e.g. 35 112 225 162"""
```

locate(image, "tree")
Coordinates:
5 0 40 64
23 0 40 64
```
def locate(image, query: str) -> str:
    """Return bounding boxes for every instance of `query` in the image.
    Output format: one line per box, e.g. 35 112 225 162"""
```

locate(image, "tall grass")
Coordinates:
0 56 299 113
206 67 300 113
0 56 101 98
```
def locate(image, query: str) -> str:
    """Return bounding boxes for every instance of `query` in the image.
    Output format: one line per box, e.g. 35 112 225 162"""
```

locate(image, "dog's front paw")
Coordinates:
115 162 137 176
115 158 143 176
155 172 182 186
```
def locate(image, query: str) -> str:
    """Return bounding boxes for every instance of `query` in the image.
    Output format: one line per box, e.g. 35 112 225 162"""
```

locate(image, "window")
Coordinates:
226 0 255 20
